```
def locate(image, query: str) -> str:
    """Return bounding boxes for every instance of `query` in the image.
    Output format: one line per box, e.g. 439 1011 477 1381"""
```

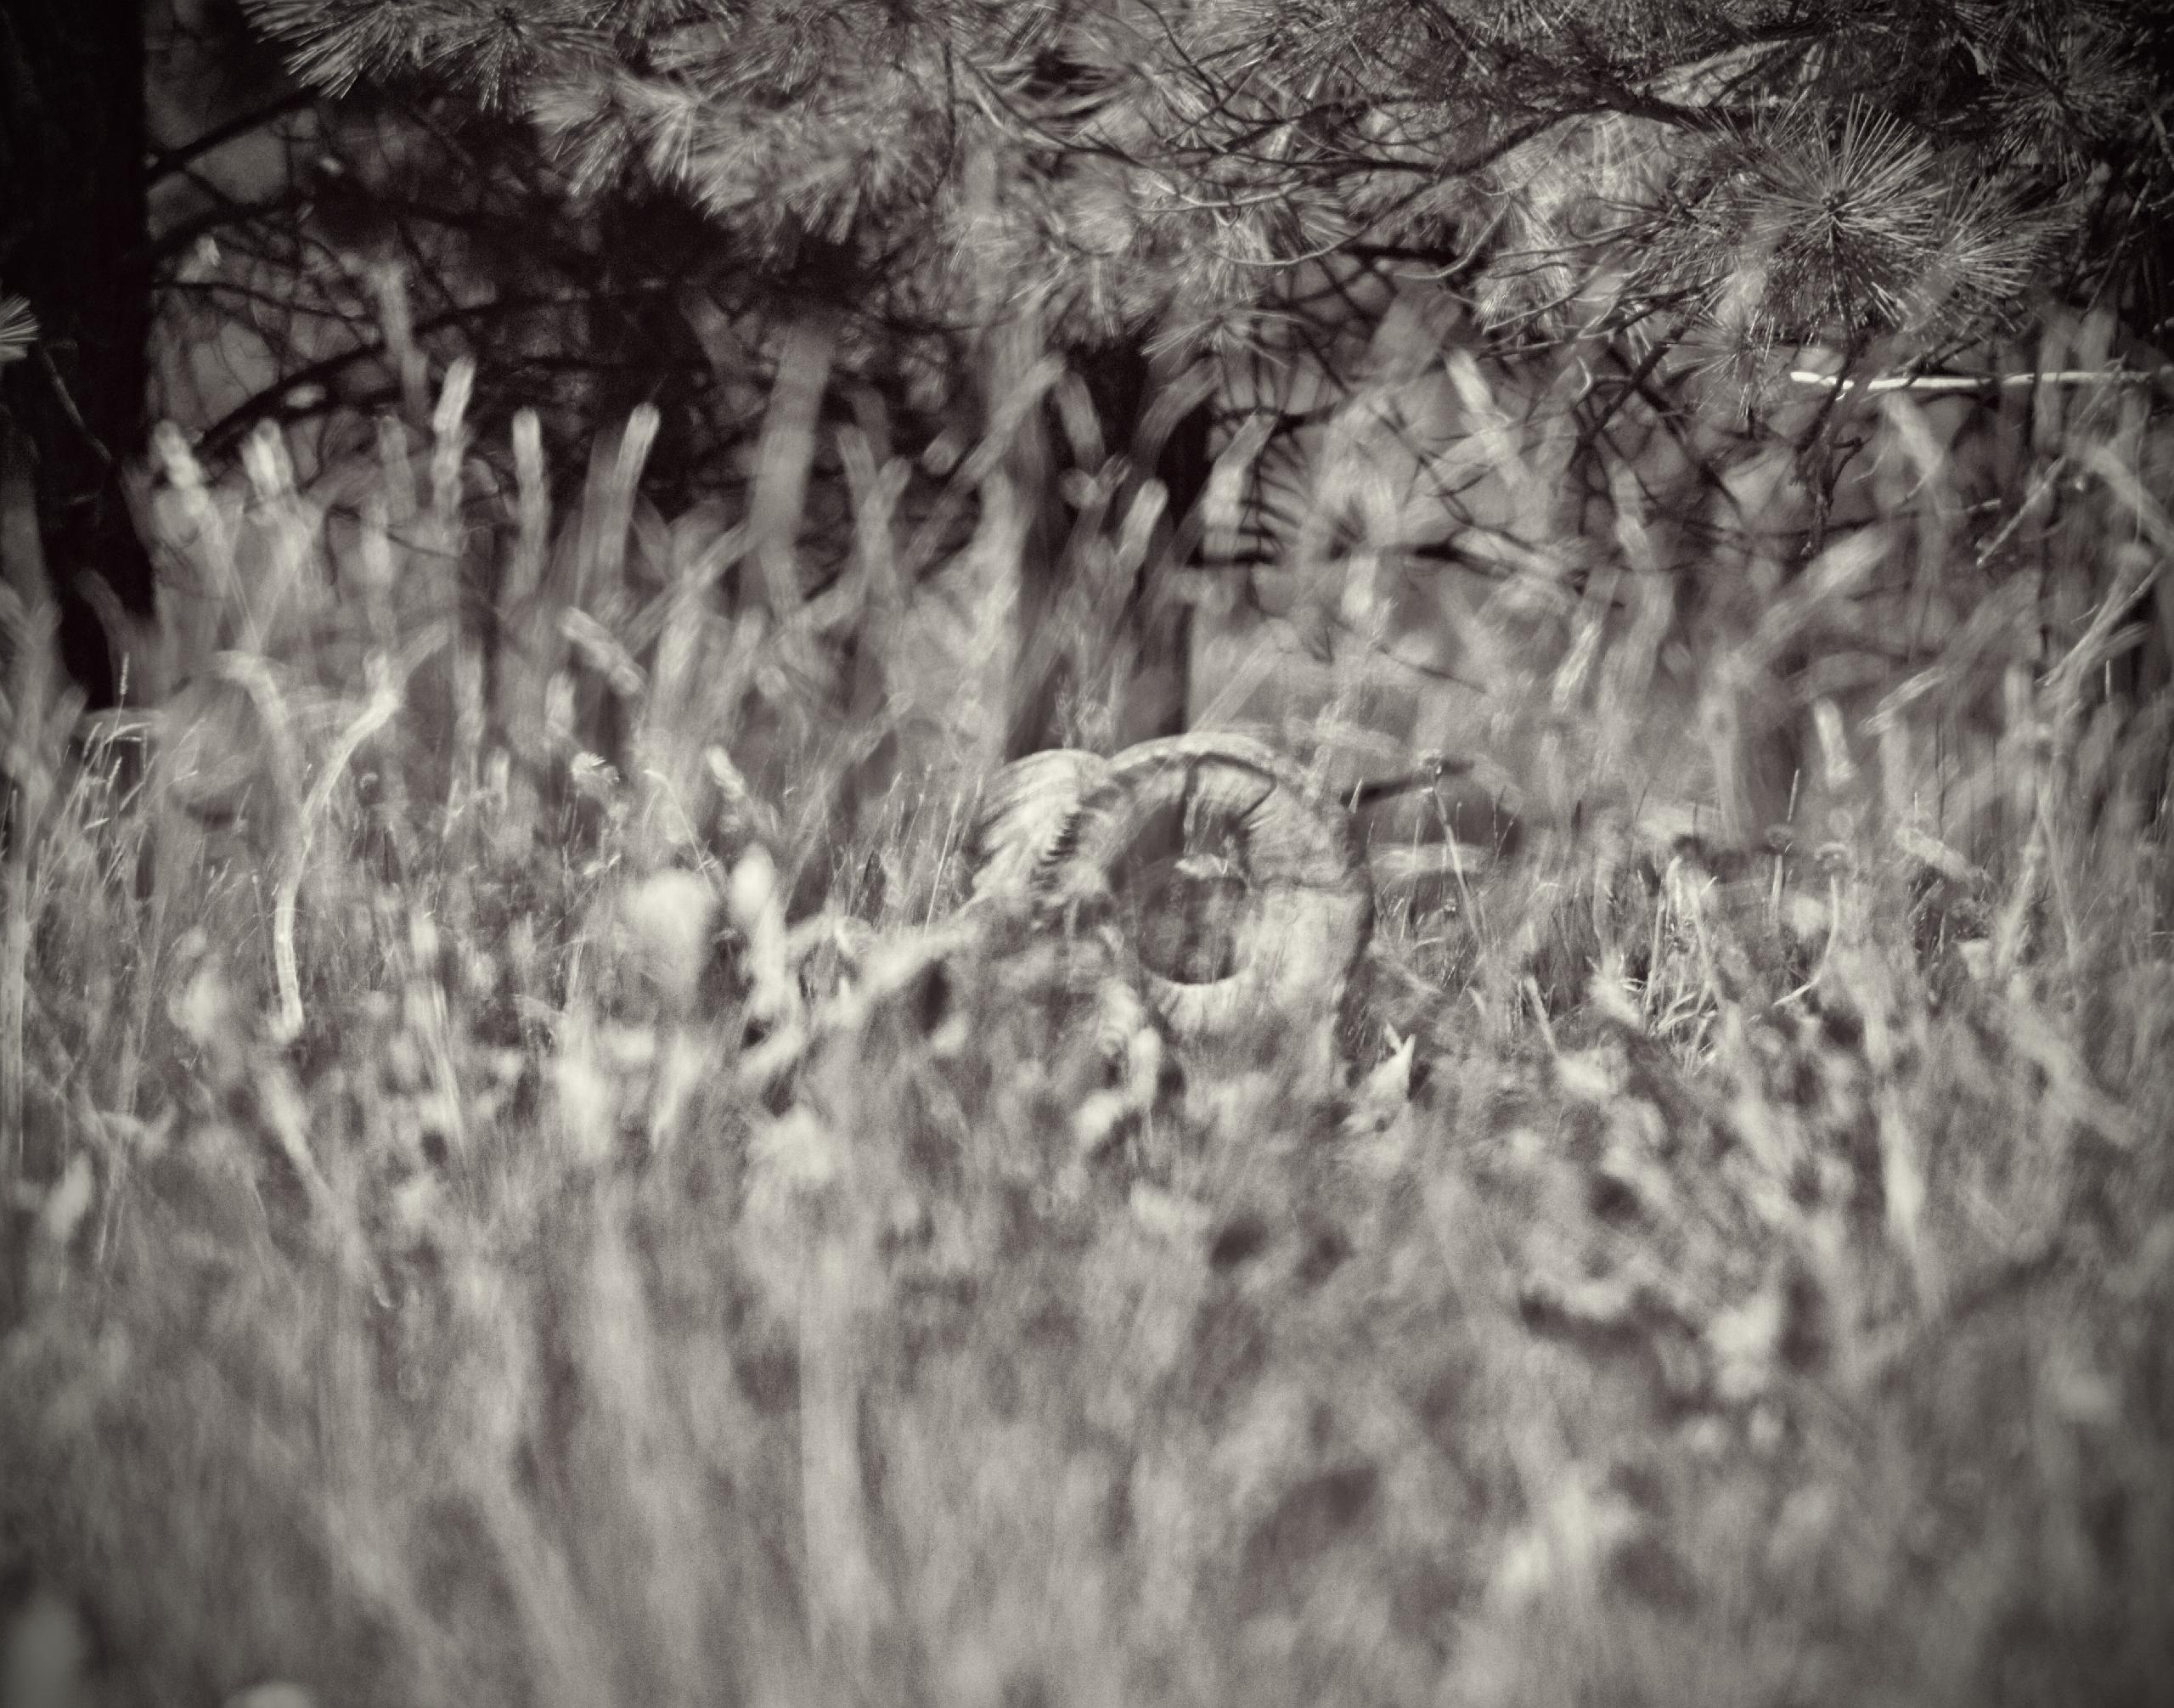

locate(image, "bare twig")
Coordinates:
1789 368 2174 395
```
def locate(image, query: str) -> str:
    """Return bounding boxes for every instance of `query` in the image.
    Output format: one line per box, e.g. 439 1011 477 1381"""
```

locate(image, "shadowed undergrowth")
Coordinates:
3 325 2171 1708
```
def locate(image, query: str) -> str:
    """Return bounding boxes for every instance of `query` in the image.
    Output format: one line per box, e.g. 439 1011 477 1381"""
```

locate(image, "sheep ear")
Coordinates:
966 748 1110 902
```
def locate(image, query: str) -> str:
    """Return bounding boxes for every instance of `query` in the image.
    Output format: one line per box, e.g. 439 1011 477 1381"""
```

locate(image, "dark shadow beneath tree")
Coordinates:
1 0 157 707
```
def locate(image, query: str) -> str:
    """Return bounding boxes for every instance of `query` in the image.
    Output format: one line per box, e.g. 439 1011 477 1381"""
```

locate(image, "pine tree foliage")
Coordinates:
0 298 37 369
239 0 2173 365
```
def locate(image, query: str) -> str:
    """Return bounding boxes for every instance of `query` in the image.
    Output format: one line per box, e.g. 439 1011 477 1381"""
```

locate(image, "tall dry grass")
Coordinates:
2 308 2171 1708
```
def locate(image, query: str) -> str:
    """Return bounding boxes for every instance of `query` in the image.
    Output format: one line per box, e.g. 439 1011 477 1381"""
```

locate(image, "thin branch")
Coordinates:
147 92 318 184
1790 368 2174 394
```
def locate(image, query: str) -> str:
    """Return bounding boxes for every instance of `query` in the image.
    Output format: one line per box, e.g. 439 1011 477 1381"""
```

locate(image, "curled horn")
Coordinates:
965 747 1113 902
969 733 1372 1050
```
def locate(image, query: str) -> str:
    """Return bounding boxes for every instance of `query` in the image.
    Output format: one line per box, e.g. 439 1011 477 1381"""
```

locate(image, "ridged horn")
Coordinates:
966 747 1111 903
972 733 1372 1049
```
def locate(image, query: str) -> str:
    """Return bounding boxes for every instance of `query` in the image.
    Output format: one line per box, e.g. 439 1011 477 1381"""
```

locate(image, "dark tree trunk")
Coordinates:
1004 335 1214 759
0 0 154 707
1084 340 1212 751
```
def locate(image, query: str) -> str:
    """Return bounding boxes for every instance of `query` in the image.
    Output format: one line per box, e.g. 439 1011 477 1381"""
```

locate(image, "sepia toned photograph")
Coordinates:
3 3 2171 1703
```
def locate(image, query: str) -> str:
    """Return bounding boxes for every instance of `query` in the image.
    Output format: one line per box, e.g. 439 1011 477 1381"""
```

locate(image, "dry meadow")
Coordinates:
3 313 2171 1708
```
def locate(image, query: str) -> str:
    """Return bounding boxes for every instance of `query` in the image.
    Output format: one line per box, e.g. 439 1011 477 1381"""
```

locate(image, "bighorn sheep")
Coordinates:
966 732 1372 1066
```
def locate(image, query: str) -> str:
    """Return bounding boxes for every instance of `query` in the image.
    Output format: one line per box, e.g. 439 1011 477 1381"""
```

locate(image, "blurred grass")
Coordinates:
3 308 2171 1708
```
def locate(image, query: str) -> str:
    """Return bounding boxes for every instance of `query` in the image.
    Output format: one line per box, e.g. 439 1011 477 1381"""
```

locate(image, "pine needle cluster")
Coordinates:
237 0 2174 362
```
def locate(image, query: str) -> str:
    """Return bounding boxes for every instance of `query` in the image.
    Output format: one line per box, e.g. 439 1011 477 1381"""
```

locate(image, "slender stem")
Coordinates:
1789 368 2174 395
